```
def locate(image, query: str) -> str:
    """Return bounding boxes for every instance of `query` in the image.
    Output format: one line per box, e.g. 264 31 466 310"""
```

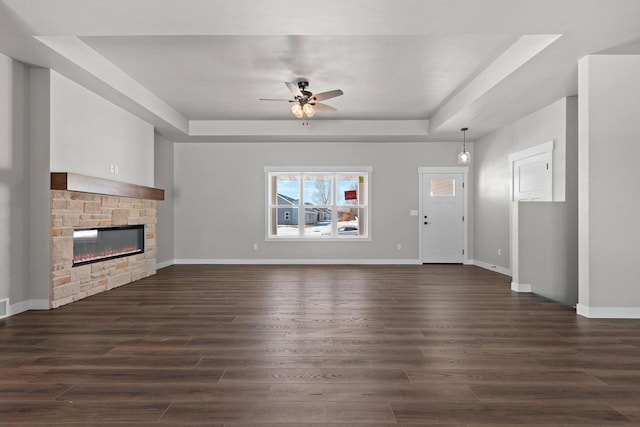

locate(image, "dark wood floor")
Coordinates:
2 264 640 425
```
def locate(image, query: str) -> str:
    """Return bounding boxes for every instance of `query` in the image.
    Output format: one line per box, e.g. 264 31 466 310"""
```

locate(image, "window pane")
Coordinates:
337 206 362 237
275 175 300 205
430 179 455 197
303 175 332 206
272 207 299 237
304 207 333 237
336 175 364 205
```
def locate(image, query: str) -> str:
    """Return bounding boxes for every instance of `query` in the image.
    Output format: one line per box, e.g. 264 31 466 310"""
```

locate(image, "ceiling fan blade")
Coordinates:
285 81 303 97
311 89 343 101
312 102 337 112
259 98 294 102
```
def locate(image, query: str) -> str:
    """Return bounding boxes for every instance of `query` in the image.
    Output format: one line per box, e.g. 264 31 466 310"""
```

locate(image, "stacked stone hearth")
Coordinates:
50 190 157 308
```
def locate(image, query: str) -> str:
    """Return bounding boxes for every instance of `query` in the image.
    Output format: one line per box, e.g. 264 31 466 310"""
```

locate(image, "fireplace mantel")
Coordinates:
51 172 164 200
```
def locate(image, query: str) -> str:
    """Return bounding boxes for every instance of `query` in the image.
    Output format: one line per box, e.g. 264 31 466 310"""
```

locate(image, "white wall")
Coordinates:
154 133 174 267
473 98 570 271
49 72 154 187
174 142 466 262
578 55 640 317
0 52 29 312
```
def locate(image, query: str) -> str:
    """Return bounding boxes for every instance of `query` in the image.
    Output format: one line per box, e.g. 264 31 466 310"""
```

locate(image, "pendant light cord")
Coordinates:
461 127 468 152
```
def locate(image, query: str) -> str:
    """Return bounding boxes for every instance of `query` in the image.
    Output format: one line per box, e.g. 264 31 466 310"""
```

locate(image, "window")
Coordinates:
266 167 371 240
430 179 455 197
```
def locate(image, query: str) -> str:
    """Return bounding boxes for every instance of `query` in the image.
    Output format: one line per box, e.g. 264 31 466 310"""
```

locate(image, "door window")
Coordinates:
430 179 455 197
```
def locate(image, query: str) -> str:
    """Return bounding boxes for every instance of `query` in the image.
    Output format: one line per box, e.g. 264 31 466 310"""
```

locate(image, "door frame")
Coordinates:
418 167 469 264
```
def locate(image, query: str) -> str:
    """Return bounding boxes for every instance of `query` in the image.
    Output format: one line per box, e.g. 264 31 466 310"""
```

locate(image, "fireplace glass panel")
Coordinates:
73 225 144 266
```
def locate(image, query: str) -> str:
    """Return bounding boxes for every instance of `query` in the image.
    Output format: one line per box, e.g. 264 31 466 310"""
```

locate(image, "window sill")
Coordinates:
266 237 372 242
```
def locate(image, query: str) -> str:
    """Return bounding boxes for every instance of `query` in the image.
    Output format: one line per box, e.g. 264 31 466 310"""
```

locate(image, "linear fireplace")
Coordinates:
73 224 145 266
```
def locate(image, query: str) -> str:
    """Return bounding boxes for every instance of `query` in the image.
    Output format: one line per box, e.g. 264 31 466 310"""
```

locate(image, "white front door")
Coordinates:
421 173 465 263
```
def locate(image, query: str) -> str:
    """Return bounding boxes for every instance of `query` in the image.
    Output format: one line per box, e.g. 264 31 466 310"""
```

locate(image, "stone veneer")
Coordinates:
50 190 157 308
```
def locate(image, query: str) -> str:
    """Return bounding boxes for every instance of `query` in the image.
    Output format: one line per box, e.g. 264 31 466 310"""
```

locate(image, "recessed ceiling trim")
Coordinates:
189 120 429 137
430 34 562 132
35 35 189 134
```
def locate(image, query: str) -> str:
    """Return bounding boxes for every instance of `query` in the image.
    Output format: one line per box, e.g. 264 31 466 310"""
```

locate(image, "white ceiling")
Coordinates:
81 34 516 121
2 0 640 142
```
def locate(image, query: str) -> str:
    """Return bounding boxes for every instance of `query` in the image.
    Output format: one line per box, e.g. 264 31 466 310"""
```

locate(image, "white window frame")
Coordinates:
265 166 372 241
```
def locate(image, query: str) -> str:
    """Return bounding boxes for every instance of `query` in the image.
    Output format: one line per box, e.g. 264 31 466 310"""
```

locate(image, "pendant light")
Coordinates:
457 127 471 165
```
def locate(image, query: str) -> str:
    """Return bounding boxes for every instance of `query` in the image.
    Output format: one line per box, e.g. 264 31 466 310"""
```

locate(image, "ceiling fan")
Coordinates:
259 80 344 118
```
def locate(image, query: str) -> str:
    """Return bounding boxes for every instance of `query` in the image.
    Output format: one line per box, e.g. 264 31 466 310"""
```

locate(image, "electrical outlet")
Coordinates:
114 165 119 174
253 243 258 250
109 164 115 173
498 248 502 255
397 243 402 250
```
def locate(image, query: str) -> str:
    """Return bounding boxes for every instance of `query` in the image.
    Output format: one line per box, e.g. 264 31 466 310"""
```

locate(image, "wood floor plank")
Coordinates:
220 367 410 383
391 401 634 424
0 382 72 401
0 401 171 423
160 401 396 424
26 354 202 369
220 424 407 427
55 383 271 403
30 367 225 384
405 368 607 385
1 264 640 425
470 383 640 404
266 383 479 402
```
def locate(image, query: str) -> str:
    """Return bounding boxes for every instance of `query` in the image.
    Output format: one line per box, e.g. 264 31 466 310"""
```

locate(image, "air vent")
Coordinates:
0 298 8 319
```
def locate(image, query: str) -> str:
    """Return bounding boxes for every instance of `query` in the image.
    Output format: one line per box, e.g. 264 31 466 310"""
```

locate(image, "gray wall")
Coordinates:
518 97 578 305
174 142 465 261
28 68 51 303
518 202 578 305
473 98 570 272
154 133 174 267
0 52 29 309
579 55 640 313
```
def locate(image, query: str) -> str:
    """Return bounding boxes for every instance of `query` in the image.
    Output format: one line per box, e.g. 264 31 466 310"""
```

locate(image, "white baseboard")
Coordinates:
577 304 640 319
470 259 512 276
174 258 422 265
511 282 532 292
156 259 175 269
0 299 50 319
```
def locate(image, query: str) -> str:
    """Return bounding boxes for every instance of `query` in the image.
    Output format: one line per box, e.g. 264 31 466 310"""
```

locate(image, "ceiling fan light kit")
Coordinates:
260 80 343 119
302 103 315 117
291 103 304 118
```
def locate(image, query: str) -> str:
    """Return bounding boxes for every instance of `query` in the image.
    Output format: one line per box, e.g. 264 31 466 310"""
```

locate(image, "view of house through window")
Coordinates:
266 169 370 239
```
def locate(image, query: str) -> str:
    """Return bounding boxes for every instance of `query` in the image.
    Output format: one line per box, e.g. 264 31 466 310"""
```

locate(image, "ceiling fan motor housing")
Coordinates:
297 81 313 99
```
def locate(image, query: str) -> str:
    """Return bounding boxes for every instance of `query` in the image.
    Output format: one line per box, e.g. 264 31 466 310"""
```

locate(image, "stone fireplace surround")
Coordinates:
50 173 164 308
